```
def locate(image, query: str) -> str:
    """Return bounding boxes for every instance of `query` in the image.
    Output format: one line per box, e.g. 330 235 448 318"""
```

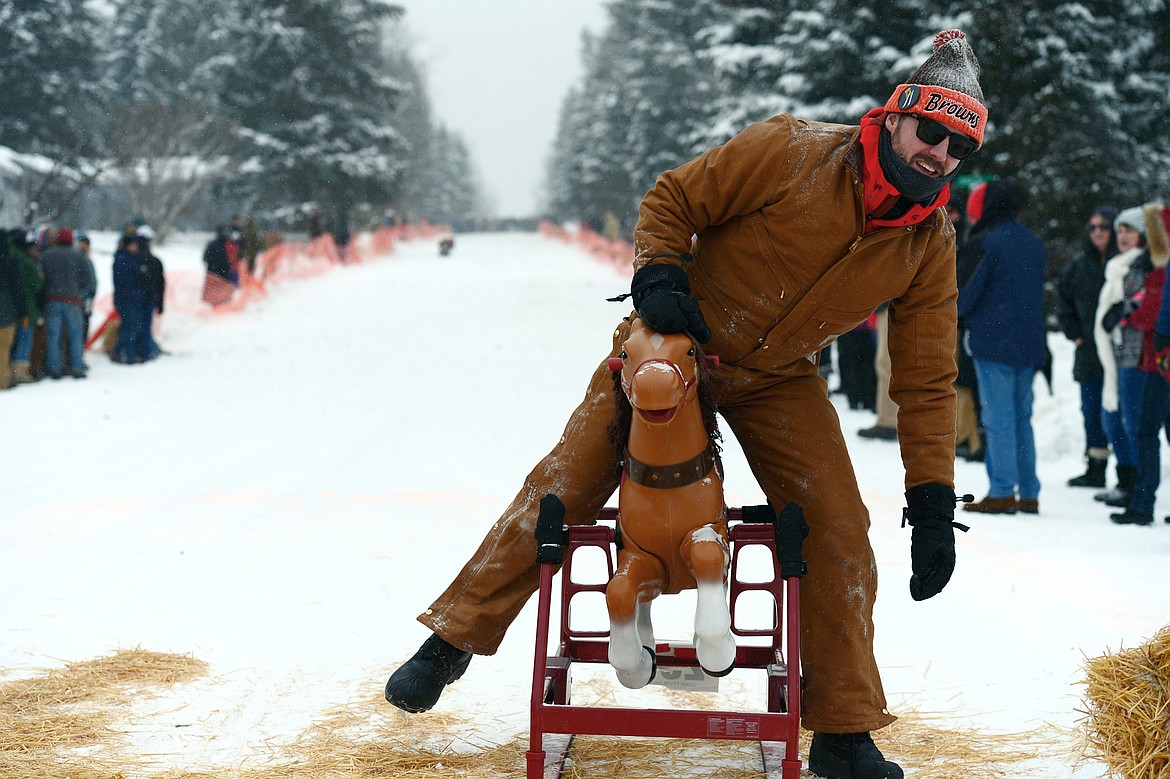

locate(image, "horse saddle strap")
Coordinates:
624 444 716 489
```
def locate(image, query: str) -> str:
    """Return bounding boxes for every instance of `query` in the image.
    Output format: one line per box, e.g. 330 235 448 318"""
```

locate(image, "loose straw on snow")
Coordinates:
1 648 1064 779
1079 623 1170 779
0 648 207 779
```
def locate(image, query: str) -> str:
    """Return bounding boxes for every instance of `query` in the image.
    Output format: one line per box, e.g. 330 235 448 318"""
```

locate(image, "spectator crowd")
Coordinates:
832 178 1170 526
0 216 267 389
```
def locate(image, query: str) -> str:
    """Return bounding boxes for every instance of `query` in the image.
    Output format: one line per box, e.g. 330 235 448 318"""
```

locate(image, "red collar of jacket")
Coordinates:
857 107 949 234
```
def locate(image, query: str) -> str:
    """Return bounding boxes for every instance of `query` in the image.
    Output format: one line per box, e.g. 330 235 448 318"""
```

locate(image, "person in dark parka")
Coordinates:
957 178 1047 514
1057 207 1119 488
136 225 165 360
112 234 148 364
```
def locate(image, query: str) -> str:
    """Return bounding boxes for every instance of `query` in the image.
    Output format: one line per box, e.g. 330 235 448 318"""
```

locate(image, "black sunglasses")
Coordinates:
1088 223 1111 233
911 115 978 160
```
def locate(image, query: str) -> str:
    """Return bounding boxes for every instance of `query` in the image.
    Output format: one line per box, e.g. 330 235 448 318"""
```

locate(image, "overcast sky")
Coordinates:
393 0 609 219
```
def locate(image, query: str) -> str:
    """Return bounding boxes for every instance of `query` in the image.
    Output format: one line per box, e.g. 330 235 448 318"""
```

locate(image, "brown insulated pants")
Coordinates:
419 321 895 733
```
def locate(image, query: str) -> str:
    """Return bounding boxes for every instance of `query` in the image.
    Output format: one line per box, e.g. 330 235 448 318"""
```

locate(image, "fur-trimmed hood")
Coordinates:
1145 201 1169 269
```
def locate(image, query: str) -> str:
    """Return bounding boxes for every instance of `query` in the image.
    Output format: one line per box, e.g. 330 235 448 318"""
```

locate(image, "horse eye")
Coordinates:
620 350 627 359
687 347 695 356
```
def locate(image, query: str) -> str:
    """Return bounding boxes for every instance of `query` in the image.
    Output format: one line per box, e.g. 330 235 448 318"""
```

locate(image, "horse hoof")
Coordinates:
615 646 657 689
703 661 735 678
694 633 736 676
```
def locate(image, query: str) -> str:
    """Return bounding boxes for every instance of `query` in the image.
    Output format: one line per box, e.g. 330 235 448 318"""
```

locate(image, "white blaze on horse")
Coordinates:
604 317 735 689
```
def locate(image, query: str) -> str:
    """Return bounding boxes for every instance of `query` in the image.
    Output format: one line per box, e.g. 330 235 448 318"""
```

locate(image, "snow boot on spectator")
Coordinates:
12 361 34 383
809 732 904 779
1096 464 1136 507
1110 510 1154 525
384 633 473 713
962 495 1017 514
1067 453 1108 488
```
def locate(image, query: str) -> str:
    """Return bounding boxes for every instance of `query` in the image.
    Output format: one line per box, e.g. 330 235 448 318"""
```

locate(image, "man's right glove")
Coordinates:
1154 333 1170 382
630 261 711 343
903 483 969 601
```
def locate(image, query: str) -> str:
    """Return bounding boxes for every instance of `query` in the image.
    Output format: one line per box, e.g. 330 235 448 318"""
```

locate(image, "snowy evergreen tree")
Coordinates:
105 0 236 106
961 3 1170 260
416 127 481 224
383 22 482 225
0 0 108 158
545 0 722 227
219 0 410 217
698 1 939 146
0 0 110 223
105 0 243 237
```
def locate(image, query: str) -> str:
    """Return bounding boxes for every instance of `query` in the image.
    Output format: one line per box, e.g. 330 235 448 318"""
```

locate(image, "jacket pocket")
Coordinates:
754 305 874 366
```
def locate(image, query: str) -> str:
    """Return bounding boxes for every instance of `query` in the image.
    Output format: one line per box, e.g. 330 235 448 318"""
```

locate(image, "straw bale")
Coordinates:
1078 623 1170 779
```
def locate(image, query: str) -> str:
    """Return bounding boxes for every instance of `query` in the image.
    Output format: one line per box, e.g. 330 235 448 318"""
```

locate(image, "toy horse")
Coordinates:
604 318 734 689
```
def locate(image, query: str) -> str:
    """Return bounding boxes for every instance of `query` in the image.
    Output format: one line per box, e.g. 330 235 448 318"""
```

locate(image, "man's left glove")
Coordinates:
903 483 968 601
1154 333 1170 382
630 262 711 343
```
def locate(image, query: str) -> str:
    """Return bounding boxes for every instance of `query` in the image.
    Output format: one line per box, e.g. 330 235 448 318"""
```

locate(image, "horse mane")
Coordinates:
607 334 724 459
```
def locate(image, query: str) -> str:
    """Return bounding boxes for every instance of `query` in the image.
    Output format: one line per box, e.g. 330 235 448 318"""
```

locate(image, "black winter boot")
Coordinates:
1067 456 1108 488
809 732 904 779
384 633 473 713
1110 510 1154 525
1095 464 1137 506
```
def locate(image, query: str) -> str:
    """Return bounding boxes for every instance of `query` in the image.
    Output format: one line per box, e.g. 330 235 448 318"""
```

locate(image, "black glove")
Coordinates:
630 262 711 343
903 483 968 601
1101 301 1124 332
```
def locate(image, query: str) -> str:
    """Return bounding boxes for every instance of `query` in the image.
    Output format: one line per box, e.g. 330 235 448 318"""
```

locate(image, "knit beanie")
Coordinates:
965 181 989 223
1115 206 1147 238
884 30 987 148
979 178 1028 224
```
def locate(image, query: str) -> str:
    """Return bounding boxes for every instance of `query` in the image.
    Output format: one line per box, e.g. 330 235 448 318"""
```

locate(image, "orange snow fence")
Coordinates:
539 220 633 278
86 222 450 351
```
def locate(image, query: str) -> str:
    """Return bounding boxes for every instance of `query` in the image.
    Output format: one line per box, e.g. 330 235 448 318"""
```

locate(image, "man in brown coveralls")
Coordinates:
386 30 986 779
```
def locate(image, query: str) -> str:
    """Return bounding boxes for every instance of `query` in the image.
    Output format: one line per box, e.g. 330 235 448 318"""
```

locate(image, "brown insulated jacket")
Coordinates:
634 113 958 489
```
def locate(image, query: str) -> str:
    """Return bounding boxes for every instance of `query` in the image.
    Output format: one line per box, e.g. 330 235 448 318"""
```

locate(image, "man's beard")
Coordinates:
878 126 959 203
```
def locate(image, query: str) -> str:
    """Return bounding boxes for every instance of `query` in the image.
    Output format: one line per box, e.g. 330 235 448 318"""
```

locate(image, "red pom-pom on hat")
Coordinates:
933 29 966 51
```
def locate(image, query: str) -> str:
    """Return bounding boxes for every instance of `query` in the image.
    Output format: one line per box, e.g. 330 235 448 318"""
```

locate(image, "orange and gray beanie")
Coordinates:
883 30 987 149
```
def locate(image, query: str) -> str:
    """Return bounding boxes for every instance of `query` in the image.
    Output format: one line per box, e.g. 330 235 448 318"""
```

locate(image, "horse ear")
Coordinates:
607 357 625 372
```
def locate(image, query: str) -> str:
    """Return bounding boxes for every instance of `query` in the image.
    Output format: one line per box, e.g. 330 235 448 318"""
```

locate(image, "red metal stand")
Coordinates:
527 504 806 779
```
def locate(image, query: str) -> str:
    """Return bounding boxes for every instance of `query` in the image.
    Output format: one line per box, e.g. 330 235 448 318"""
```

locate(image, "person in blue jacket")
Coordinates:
111 233 148 364
956 178 1048 514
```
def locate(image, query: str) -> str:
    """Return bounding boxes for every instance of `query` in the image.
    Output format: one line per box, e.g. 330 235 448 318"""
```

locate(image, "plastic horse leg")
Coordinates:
606 548 665 689
682 526 735 675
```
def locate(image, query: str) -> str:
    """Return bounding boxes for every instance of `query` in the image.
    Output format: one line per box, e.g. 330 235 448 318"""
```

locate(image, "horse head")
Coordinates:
608 319 701 425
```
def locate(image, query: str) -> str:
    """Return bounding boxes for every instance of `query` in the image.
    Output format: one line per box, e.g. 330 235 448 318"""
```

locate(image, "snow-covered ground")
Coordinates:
2 231 1167 777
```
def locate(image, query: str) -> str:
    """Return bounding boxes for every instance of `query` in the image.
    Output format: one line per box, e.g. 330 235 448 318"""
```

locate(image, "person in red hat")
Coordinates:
387 31 988 779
